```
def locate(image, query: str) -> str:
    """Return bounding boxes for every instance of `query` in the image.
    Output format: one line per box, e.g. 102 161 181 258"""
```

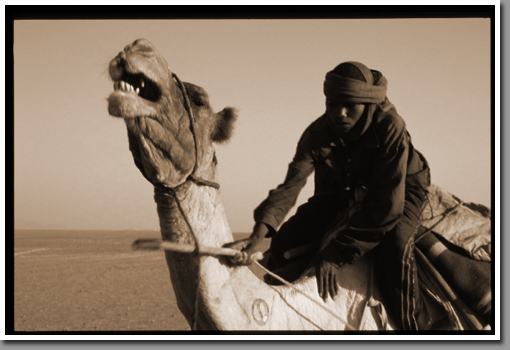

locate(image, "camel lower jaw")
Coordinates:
108 92 158 118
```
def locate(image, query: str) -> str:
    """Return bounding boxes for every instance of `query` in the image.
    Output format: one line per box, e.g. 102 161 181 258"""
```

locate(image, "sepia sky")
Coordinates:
13 17 493 232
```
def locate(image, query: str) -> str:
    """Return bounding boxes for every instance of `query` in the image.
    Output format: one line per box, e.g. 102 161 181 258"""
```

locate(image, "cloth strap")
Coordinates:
323 69 388 104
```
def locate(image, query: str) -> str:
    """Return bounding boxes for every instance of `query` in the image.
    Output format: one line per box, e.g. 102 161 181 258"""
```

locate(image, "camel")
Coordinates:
107 39 491 331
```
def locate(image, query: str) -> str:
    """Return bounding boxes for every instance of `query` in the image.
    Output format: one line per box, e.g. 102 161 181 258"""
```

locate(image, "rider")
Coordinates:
225 61 489 330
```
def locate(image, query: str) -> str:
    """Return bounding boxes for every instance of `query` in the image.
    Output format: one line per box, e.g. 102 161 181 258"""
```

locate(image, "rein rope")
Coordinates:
252 261 356 330
158 72 220 330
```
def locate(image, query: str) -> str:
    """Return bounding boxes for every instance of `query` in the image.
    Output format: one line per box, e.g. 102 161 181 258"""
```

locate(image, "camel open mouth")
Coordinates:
112 72 161 102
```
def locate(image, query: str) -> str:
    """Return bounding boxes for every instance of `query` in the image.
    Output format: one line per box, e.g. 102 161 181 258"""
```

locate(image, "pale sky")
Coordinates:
14 18 492 232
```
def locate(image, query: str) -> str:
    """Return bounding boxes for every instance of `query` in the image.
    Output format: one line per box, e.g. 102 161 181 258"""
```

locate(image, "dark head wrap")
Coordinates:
323 62 393 140
323 61 388 104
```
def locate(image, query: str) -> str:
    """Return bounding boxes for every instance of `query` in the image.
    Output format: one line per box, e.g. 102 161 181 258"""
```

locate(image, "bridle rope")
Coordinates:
171 72 220 190
156 72 220 330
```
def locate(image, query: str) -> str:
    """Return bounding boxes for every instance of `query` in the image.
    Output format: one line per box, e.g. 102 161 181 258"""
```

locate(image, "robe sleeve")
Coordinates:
254 128 315 233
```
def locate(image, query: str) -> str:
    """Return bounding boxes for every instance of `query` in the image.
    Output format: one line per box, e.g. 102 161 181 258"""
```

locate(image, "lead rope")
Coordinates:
253 261 356 330
164 186 202 330
165 72 221 330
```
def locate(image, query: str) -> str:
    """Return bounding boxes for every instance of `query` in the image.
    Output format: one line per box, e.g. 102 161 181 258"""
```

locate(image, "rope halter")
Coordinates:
156 71 221 331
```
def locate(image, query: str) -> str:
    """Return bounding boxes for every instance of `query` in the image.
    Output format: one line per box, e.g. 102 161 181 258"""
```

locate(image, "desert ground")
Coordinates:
13 230 262 332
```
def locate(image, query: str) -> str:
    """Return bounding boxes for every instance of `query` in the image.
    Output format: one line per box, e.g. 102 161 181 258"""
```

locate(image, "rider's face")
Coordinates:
326 100 366 134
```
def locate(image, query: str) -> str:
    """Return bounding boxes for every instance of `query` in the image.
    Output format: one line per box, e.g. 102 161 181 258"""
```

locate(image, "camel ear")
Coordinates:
211 107 237 143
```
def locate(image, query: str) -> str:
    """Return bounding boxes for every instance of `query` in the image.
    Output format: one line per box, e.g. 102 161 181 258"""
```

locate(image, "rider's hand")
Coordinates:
314 256 340 301
223 238 251 264
223 223 269 266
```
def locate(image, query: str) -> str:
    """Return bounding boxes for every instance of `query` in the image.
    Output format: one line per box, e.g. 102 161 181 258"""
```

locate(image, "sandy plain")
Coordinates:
13 230 260 332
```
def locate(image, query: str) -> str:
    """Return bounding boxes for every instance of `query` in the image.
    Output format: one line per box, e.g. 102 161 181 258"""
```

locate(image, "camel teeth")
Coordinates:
113 80 139 94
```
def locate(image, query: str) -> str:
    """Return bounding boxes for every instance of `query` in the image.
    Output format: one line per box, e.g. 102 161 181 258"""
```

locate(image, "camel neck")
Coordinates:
153 182 232 246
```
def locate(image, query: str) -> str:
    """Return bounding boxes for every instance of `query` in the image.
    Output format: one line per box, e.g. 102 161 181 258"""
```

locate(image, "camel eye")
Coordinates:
192 97 204 106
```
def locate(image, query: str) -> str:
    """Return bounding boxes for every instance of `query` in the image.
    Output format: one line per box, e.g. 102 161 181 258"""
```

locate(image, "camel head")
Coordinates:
108 38 237 188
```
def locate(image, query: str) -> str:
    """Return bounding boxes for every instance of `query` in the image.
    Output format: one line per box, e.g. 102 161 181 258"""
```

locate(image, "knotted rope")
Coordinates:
156 72 221 330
